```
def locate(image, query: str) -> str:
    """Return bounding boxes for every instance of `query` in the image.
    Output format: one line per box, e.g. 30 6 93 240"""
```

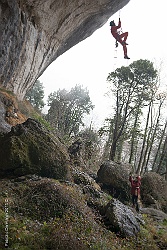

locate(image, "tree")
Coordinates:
139 94 166 174
25 80 45 111
78 126 101 171
150 118 167 180
105 59 158 163
46 85 94 138
152 120 167 173
156 133 167 179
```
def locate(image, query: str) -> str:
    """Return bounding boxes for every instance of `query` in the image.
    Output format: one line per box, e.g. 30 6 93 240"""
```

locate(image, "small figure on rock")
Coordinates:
110 18 130 59
129 173 141 212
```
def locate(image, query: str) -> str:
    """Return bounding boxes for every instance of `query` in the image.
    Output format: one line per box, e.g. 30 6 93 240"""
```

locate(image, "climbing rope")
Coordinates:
118 10 123 34
114 47 118 59
112 11 120 70
113 46 118 71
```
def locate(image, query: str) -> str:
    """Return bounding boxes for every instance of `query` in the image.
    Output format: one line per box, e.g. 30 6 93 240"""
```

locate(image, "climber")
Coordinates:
129 174 141 212
110 18 130 59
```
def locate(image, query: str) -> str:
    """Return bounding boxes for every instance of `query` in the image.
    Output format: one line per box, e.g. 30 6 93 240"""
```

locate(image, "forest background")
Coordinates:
26 58 167 180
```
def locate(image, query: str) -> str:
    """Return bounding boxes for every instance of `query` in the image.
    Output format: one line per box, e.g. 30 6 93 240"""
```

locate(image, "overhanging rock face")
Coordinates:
0 0 130 100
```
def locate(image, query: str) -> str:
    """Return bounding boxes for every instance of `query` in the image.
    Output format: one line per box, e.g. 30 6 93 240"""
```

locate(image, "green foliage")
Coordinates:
25 80 45 111
31 113 52 131
162 219 167 226
46 85 94 138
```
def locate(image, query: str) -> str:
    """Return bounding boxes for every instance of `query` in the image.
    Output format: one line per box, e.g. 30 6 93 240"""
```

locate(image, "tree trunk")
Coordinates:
156 134 167 174
109 139 117 161
144 101 163 172
152 120 167 171
136 101 152 175
109 88 131 161
129 106 140 164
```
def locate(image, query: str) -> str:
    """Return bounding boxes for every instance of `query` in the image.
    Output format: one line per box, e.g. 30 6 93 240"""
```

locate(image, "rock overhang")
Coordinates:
0 0 130 99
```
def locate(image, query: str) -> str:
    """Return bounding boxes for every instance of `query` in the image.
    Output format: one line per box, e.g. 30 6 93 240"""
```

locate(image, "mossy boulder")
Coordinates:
97 161 131 202
71 168 111 214
141 172 167 213
0 118 70 179
10 178 86 222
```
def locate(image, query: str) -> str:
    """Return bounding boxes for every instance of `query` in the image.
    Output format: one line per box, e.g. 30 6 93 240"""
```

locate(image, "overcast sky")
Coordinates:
39 0 167 128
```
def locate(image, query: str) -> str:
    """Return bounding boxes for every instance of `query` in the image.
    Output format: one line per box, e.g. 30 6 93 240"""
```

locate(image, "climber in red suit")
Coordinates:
110 18 130 59
129 174 141 212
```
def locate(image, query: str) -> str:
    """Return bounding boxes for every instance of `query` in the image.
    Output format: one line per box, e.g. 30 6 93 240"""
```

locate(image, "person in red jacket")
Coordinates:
110 18 130 59
129 174 141 212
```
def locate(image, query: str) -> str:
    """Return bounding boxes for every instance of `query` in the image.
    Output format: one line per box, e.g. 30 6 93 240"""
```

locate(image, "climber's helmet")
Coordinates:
110 20 115 26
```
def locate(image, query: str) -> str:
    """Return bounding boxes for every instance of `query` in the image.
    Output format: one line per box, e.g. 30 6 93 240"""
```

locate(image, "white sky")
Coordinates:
39 0 167 129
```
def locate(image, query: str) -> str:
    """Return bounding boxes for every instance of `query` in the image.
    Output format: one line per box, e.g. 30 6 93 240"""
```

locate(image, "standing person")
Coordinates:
129 174 141 212
110 18 130 59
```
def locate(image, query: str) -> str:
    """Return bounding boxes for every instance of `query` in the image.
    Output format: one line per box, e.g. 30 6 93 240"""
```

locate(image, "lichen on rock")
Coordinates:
0 118 70 179
97 161 131 202
104 198 141 237
141 172 167 213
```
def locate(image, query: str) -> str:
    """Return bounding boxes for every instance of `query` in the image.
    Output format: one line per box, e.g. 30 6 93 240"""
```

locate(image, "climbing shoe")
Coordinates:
124 56 130 59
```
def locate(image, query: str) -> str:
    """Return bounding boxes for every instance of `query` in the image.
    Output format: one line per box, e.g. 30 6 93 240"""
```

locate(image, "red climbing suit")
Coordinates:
111 18 129 58
129 175 141 196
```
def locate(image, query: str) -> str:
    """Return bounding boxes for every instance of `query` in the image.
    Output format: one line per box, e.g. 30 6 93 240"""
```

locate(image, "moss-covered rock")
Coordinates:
141 172 167 213
0 178 119 250
71 168 111 215
10 178 86 222
0 118 70 180
97 161 131 202
0 176 167 250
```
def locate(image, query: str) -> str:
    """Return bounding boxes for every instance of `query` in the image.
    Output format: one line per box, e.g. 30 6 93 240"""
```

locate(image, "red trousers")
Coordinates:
114 32 128 56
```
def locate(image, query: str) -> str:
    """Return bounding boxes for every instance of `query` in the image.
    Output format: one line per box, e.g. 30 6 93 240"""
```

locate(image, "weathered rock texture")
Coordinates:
140 207 167 222
0 88 27 133
104 198 141 237
10 177 87 222
141 172 167 213
0 118 70 179
97 161 131 202
0 0 130 100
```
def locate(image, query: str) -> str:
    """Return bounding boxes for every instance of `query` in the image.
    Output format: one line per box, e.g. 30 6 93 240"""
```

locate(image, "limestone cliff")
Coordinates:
0 0 130 100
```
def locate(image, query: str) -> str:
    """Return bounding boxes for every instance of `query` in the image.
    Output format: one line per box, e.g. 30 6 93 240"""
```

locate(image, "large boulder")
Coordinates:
141 172 167 213
97 161 131 202
71 168 111 214
7 177 86 222
140 207 167 222
104 198 141 237
0 118 70 179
